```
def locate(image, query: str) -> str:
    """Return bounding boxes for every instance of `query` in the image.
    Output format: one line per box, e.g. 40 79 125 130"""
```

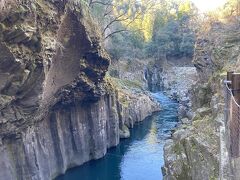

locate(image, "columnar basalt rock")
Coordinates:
0 1 160 179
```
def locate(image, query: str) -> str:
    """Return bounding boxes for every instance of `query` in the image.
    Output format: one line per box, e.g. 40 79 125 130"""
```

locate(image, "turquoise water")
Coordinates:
56 92 179 180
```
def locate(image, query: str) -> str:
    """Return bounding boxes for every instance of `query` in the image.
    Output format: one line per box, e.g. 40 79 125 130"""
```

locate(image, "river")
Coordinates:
56 92 179 180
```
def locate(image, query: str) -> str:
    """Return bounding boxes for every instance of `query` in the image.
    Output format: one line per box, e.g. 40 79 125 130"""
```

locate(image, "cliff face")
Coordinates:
1 94 119 180
1 90 159 180
0 0 110 137
0 1 159 179
163 21 240 180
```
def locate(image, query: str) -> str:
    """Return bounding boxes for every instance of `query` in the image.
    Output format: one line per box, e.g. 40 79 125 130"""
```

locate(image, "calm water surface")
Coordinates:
56 92 179 180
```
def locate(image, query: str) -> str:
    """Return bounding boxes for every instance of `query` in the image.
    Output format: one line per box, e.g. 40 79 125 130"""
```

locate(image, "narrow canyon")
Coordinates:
0 0 239 180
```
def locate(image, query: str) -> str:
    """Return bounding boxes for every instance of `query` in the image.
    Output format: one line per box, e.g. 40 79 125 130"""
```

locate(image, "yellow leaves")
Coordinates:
141 13 155 41
179 0 191 13
221 0 240 17
204 0 240 24
112 0 155 42
110 0 196 42
123 11 154 41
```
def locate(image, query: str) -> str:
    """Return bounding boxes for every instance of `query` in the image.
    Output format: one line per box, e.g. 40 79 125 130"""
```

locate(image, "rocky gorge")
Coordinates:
107 11 239 180
0 1 160 179
0 0 239 180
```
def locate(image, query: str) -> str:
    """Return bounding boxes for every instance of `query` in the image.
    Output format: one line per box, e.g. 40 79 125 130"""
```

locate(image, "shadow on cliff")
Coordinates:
56 115 155 180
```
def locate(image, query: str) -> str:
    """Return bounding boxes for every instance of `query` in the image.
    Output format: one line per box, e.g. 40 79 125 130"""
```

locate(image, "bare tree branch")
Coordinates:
104 28 144 40
89 0 112 7
103 11 129 34
104 7 113 17
89 0 157 40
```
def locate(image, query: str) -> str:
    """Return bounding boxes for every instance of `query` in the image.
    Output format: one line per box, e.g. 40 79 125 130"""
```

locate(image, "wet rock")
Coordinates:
181 118 190 124
186 110 194 120
178 104 187 119
119 125 130 139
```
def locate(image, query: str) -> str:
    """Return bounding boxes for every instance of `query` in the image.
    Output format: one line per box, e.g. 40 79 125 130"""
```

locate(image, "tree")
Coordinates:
222 0 240 17
147 0 196 60
88 0 157 41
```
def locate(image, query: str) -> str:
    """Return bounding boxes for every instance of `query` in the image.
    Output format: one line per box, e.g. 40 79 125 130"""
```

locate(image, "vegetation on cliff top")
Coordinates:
85 0 239 63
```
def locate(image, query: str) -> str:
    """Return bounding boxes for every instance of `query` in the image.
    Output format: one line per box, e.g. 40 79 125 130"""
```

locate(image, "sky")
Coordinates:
191 0 227 12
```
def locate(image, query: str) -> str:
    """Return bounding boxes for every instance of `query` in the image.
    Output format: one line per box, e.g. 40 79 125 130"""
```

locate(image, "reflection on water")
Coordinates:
56 92 179 180
148 120 159 144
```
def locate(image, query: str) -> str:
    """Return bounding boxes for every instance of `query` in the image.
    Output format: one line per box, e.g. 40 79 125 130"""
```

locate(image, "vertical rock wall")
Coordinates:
0 94 120 180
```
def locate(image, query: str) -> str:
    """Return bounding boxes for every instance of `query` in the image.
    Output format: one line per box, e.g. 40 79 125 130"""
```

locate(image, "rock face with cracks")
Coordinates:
0 1 160 179
163 21 240 180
